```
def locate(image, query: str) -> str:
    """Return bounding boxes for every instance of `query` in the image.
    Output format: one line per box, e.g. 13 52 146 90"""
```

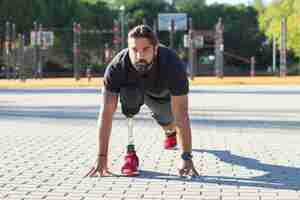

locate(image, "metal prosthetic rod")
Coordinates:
120 86 143 153
127 117 135 152
121 116 139 176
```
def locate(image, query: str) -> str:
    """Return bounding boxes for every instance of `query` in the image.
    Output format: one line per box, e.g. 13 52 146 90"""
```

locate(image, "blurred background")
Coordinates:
0 0 299 80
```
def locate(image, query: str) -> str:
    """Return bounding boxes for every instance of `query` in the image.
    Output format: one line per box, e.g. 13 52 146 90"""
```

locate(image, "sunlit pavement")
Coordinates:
1 85 300 200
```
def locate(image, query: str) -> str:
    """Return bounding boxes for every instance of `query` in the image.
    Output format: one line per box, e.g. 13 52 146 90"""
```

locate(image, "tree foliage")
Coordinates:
0 0 47 33
175 0 206 12
258 0 300 57
253 0 264 12
43 0 90 27
0 0 294 67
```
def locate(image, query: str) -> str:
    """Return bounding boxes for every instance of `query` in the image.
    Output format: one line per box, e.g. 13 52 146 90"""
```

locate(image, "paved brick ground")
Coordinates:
1 85 300 200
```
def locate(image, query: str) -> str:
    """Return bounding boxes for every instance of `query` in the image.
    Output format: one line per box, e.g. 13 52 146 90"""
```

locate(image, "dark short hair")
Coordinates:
128 24 158 46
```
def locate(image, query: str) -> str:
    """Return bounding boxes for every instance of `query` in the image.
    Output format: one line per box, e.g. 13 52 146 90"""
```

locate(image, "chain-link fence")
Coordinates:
0 21 118 80
1 18 276 80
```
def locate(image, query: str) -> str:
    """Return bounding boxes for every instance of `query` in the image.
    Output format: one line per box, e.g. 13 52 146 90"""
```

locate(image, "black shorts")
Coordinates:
119 87 174 125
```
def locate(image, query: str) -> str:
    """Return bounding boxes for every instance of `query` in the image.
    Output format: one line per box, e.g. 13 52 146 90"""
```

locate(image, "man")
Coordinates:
86 25 198 177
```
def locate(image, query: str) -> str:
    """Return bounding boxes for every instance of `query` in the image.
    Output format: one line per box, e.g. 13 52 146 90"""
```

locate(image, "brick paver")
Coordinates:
1 85 300 200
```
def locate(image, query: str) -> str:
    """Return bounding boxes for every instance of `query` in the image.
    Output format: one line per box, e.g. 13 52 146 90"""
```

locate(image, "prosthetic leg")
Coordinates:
119 86 143 176
121 117 139 176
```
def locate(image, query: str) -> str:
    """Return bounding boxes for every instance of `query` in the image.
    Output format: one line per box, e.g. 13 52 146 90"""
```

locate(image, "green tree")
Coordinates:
178 3 267 66
253 0 264 13
175 0 206 11
80 1 116 66
111 0 169 26
83 0 115 29
0 0 47 32
104 0 171 45
259 0 300 57
44 0 90 27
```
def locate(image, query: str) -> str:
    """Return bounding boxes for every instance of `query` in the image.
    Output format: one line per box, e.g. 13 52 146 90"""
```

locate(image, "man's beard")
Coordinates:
133 59 154 75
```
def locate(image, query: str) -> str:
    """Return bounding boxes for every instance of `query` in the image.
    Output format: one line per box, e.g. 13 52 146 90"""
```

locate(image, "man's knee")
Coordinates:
144 94 174 125
161 122 176 129
151 111 174 127
120 86 144 117
160 121 177 132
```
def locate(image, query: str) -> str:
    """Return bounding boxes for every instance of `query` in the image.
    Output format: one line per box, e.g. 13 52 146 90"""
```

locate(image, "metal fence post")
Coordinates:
215 17 224 78
250 56 256 77
5 21 11 79
19 33 26 82
11 23 16 79
73 22 81 80
120 5 125 50
188 17 194 80
280 17 287 77
169 19 175 49
38 23 44 79
272 34 276 74
153 19 157 36
298 55 300 75
33 22 38 78
113 20 120 53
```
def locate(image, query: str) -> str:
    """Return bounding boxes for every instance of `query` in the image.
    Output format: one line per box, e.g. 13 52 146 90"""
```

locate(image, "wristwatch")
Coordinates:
181 152 193 161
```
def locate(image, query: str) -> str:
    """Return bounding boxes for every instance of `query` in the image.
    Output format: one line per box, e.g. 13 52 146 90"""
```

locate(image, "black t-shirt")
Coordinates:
103 45 189 99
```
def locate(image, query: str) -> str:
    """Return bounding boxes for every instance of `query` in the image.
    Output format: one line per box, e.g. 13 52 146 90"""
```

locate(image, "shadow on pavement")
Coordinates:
1 104 300 190
122 149 300 191
193 149 300 190
1 105 299 129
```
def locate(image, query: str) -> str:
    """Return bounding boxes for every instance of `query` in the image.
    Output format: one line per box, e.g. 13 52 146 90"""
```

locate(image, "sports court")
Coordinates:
1 85 300 199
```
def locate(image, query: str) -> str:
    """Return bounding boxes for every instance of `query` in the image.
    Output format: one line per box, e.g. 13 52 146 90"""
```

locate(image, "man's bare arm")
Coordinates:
170 95 192 153
171 95 199 177
97 88 118 156
84 88 118 177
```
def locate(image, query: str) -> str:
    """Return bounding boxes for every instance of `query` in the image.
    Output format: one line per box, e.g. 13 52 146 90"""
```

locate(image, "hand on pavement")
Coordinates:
178 159 199 177
84 155 111 177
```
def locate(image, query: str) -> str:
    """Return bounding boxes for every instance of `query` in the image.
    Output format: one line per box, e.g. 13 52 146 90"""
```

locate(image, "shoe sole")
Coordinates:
164 145 177 150
121 170 139 177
